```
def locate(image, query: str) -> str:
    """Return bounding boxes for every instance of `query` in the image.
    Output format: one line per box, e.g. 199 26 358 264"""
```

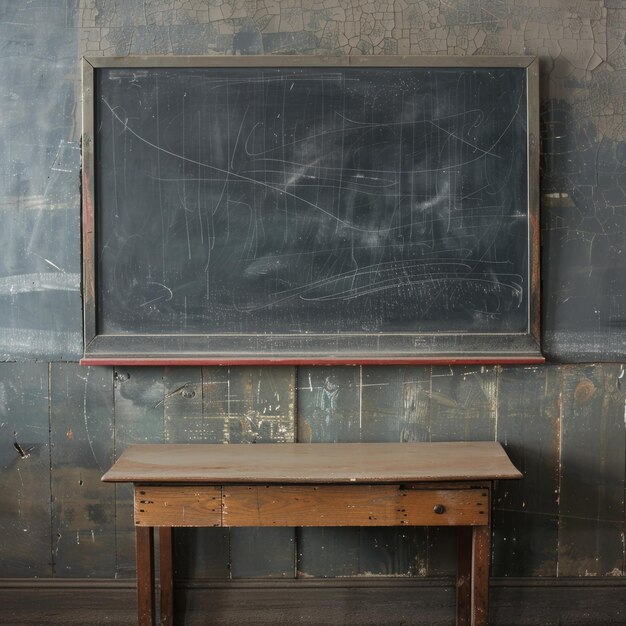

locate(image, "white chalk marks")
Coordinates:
96 66 529 336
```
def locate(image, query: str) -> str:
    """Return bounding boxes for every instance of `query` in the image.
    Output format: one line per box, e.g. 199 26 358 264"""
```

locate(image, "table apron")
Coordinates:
134 484 490 527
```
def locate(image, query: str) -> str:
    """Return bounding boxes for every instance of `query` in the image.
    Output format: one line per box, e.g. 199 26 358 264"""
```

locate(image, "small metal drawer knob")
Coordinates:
433 504 446 515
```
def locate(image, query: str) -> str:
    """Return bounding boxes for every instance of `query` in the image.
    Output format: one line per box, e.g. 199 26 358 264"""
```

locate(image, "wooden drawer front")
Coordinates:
134 486 222 527
223 486 489 527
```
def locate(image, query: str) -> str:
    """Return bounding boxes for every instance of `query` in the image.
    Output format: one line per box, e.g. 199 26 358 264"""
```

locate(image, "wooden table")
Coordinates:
102 442 521 626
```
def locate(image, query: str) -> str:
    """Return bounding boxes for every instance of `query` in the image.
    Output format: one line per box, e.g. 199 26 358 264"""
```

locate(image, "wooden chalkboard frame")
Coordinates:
81 55 542 366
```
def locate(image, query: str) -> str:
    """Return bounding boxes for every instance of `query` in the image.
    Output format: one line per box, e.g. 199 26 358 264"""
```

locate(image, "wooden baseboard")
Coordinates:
2 577 625 625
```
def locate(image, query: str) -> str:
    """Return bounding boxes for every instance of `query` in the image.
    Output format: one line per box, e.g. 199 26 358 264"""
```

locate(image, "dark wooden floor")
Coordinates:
2 578 625 626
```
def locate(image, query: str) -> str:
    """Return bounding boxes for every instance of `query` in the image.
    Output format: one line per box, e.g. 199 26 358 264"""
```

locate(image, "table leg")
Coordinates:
159 527 174 626
136 526 155 626
470 525 490 626
456 526 472 626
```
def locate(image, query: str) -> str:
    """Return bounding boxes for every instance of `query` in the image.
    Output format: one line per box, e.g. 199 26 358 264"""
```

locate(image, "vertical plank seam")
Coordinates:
426 366 433 576
556 365 564 578
357 365 362 575
293 366 300 579
226 367 231 444
494 365 501 444
162 366 168 443
48 361 54 577
200 366 205 440
599 365 608 572
227 366 233 579
493 365 501 573
294 366 300 444
358 365 363 437
112 365 119 579
427 365 433 441
622 364 626 575
108 365 116 579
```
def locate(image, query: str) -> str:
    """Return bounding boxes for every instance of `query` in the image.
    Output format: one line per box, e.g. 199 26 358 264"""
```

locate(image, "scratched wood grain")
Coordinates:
228 366 296 578
297 366 361 444
395 366 434 577
164 367 204 443
360 366 405 442
296 367 434 577
50 363 115 577
223 485 489 527
201 366 231 441
225 366 295 446
165 366 229 579
558 364 625 576
429 366 497 443
134 485 222 527
113 367 165 578
428 366 497 576
202 366 295 446
492 365 560 577
0 363 51 576
297 366 363 577
204 366 297 579
359 366 429 575
399 366 432 444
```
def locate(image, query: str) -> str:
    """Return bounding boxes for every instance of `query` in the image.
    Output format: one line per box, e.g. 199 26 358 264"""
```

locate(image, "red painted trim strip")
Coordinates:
81 356 545 367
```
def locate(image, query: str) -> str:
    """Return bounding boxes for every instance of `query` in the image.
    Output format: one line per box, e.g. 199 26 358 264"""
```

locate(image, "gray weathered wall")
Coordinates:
0 0 625 585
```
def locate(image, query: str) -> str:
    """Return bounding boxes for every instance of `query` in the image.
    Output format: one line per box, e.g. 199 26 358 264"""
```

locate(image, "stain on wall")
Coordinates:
0 1 82 359
0 0 624 586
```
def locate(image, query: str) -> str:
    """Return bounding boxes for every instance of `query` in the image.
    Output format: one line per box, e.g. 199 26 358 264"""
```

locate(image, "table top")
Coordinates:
102 442 521 484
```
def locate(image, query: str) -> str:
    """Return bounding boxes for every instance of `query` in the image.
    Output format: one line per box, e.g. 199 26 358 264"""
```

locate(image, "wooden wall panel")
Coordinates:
1 360 622 583
492 365 560 577
184 366 294 579
360 366 405 443
223 367 297 579
164 367 204 443
50 364 115 577
427 366 497 576
201 366 295 445
113 367 165 578
399 366 432 444
429 366 497 443
1 360 626 583
297 366 360 444
226 367 295 445
396 366 431 576
164 367 230 579
558 365 625 576
201 367 232 443
297 366 363 577
359 366 428 576
0 363 51 576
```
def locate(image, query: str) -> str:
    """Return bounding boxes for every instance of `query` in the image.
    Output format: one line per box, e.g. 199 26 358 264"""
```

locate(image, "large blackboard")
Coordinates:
82 56 541 363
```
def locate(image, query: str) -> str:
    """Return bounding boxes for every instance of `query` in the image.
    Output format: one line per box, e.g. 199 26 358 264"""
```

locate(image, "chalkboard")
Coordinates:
82 56 541 364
